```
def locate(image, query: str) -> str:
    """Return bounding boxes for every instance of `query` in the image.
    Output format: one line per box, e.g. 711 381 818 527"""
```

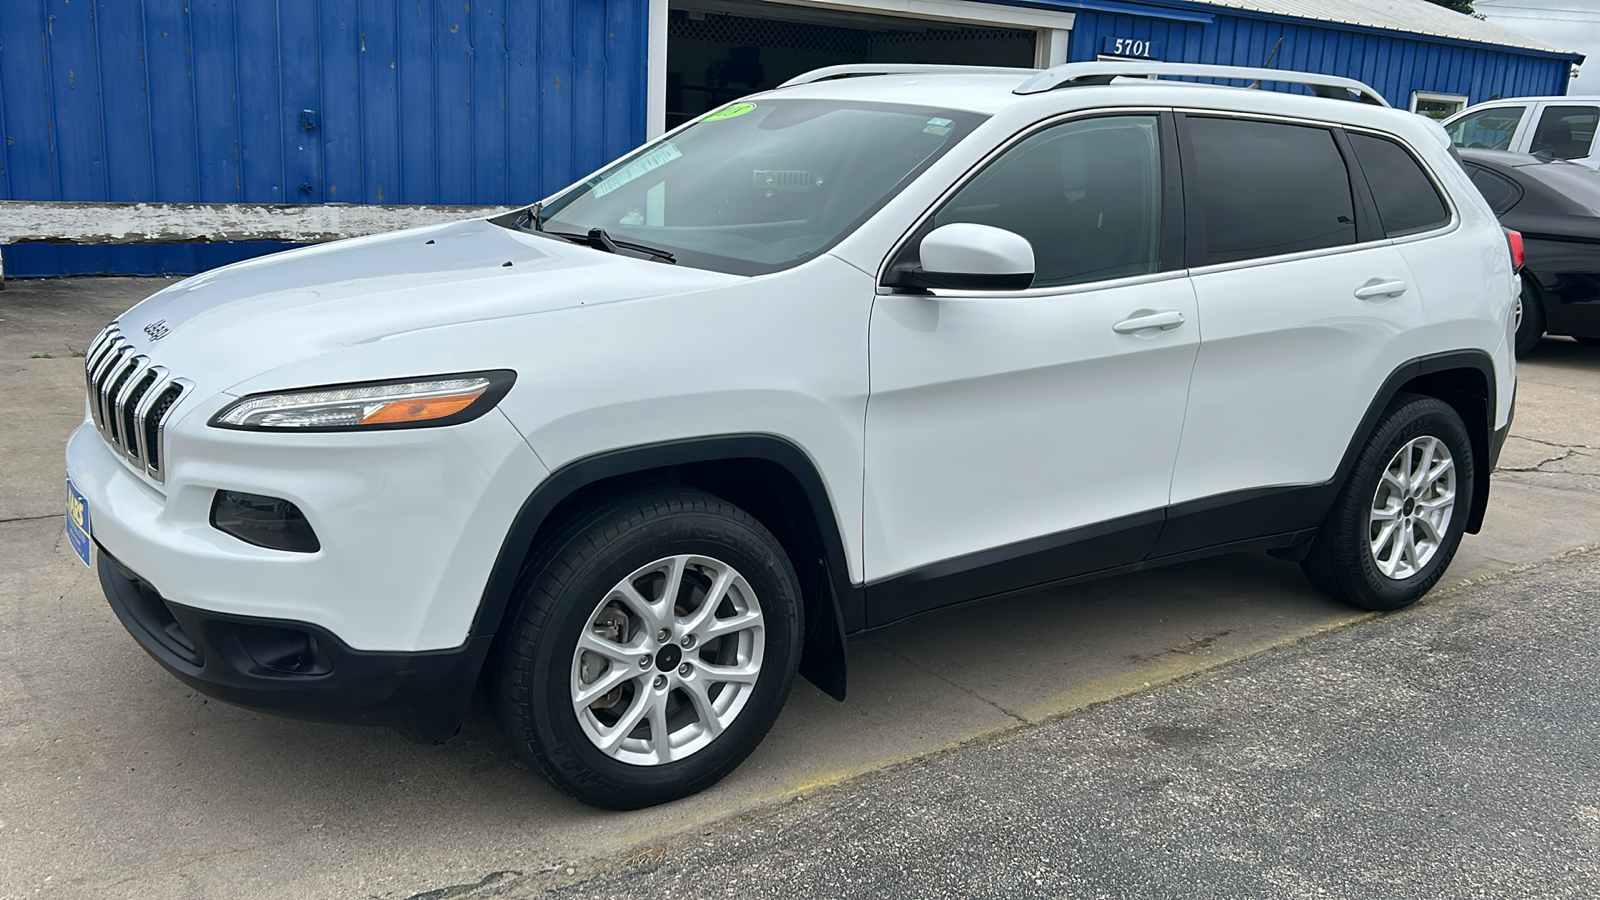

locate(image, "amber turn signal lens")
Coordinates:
360 392 482 425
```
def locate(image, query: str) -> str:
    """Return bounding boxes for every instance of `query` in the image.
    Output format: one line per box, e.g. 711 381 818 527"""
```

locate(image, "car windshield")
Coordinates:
533 99 987 275
1520 160 1600 214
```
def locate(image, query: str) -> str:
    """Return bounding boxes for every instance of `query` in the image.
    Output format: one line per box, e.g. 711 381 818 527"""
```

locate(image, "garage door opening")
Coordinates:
667 2 1037 129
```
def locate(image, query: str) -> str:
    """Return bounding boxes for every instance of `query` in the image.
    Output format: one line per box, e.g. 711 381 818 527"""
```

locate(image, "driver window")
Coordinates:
930 115 1162 288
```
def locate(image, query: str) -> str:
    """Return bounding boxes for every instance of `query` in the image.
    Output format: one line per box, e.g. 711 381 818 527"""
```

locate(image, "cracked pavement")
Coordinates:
2 279 1600 899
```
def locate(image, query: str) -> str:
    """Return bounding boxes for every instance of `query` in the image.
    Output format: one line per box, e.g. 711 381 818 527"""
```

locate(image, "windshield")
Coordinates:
1521 161 1600 214
535 99 987 275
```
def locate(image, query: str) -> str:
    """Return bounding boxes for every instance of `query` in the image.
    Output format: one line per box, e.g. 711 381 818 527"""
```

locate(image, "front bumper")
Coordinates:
99 549 490 742
65 406 547 652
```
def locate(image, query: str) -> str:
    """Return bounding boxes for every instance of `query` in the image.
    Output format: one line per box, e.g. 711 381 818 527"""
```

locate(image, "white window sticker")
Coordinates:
592 143 683 198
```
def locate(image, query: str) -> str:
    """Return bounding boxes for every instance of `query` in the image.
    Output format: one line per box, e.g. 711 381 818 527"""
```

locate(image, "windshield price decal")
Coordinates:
702 102 756 122
592 143 683 198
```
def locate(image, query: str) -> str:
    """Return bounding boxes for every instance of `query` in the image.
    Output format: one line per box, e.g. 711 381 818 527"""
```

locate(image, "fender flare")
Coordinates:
1333 349 1498 534
471 434 859 700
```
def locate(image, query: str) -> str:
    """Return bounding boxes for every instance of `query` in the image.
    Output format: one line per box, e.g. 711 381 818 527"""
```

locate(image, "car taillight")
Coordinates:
1505 228 1525 270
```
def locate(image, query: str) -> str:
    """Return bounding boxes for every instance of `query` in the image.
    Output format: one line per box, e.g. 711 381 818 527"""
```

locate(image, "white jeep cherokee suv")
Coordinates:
67 62 1518 809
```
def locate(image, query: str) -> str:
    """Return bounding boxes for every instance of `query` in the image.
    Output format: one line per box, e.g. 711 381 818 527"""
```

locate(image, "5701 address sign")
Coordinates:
1101 36 1162 59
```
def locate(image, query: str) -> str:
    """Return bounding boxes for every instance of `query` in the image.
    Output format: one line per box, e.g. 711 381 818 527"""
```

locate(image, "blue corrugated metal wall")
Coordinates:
0 0 1579 277
1058 4 1573 107
0 0 647 276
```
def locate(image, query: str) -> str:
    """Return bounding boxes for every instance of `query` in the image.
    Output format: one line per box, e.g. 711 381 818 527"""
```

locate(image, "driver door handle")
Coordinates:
1113 310 1186 334
1354 279 1408 300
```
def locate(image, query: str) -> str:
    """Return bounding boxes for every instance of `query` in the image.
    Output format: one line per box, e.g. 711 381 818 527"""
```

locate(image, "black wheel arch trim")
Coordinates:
472 433 857 701
1334 349 1499 534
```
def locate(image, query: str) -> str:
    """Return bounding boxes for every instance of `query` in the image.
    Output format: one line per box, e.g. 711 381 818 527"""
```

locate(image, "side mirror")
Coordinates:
887 223 1035 291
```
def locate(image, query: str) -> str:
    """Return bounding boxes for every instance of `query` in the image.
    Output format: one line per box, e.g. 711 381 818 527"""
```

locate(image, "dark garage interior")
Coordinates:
667 1 1037 127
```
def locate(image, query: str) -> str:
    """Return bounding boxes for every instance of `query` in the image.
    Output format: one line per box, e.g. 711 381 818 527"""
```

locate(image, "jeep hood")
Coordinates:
108 217 738 390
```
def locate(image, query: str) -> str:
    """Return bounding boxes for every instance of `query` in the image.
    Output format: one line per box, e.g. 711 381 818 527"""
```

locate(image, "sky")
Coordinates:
1473 0 1600 92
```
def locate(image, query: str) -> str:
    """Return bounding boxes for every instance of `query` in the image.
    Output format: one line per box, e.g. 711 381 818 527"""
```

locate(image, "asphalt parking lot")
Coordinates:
3 277 1599 899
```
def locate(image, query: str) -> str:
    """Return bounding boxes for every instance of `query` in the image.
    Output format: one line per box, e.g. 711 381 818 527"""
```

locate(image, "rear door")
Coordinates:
1162 113 1427 556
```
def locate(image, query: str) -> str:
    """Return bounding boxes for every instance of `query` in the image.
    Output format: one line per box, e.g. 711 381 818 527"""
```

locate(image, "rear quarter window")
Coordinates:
1348 133 1450 236
1462 165 1523 215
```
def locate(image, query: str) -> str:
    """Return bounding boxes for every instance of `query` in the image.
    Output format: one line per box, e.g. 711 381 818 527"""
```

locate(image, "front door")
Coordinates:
862 113 1197 626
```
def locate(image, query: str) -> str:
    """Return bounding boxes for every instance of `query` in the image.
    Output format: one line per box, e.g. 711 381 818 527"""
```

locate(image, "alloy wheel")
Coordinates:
569 554 765 765
1368 435 1457 580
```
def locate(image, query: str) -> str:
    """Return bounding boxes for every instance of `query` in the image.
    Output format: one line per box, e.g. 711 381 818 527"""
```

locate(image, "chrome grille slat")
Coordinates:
145 380 193 480
101 353 140 446
115 361 155 461
83 323 189 484
90 341 130 429
131 367 170 465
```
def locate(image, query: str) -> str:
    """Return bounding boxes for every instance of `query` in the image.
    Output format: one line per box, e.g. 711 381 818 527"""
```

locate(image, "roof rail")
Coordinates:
1013 61 1390 107
778 64 1039 89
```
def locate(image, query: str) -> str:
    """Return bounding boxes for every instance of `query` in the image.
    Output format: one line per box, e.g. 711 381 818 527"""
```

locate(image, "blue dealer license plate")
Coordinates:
66 479 92 568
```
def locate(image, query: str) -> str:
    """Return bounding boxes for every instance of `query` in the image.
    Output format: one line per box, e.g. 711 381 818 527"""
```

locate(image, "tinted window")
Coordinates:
1530 105 1600 160
1464 165 1522 214
930 115 1162 287
1185 117 1356 265
1348 133 1449 235
1446 106 1525 151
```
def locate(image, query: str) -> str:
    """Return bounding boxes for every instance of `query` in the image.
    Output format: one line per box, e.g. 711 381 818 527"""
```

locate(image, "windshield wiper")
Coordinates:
544 227 676 264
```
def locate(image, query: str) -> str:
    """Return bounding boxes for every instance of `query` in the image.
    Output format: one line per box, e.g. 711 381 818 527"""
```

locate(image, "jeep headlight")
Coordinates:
211 371 515 431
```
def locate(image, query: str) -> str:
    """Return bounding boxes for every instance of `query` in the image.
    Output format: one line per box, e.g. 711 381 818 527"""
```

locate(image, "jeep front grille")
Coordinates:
83 324 192 483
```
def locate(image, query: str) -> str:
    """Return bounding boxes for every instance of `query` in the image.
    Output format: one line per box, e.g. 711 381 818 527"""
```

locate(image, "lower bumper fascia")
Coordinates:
98 549 491 743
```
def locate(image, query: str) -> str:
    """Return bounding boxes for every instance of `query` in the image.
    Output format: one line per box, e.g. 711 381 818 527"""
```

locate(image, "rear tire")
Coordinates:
1514 275 1545 357
1302 394 1474 611
491 487 802 810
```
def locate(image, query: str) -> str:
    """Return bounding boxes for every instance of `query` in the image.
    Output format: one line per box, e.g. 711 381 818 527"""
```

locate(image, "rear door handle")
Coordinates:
1113 309 1186 334
1354 279 1408 300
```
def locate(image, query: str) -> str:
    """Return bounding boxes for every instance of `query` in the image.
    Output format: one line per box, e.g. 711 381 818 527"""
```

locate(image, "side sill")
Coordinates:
850 529 1317 640
863 510 1164 629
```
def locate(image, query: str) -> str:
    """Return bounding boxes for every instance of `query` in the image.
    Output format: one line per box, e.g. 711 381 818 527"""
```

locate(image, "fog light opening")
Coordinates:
210 490 321 553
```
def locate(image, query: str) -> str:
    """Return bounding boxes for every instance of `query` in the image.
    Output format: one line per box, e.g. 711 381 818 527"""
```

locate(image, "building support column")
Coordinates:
1036 28 1071 68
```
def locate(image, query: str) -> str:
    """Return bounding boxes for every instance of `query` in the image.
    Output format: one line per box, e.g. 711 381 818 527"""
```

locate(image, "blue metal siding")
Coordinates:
0 0 1579 277
0 0 648 276
1062 7 1572 107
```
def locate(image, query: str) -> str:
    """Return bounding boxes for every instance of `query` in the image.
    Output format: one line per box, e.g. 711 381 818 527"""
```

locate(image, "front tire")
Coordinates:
491 487 802 809
1302 394 1474 611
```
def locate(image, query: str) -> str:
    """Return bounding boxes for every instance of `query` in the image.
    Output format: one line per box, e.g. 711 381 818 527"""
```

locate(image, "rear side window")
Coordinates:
1348 133 1450 236
1530 105 1600 160
1184 116 1357 266
1446 106 1525 151
1463 165 1522 214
